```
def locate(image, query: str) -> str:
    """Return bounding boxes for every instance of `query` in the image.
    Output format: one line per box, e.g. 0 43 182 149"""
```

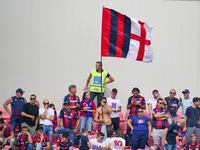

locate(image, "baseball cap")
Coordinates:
16 88 25 94
182 89 190 93
65 101 70 106
152 89 159 93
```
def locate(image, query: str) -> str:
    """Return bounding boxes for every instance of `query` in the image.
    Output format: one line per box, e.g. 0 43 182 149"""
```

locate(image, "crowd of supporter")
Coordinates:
1 62 200 150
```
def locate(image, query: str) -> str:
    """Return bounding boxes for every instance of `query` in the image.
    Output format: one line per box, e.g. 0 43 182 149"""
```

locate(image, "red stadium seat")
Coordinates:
52 133 57 146
178 127 182 137
0 107 10 119
119 122 126 134
182 136 186 149
91 124 95 135
88 135 96 140
148 136 154 147
176 136 181 150
177 111 182 122
118 111 125 122
95 122 100 134
125 110 130 121
143 110 149 118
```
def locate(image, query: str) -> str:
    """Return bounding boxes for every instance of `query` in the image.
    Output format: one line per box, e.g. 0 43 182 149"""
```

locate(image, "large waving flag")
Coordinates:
101 7 153 63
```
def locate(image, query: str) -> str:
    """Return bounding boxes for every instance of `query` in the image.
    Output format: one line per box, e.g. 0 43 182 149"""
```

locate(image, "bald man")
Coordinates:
163 119 186 150
39 99 54 149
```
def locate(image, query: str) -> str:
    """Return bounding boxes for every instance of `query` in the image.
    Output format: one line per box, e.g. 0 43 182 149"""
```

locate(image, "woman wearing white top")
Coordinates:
105 129 116 146
107 129 125 150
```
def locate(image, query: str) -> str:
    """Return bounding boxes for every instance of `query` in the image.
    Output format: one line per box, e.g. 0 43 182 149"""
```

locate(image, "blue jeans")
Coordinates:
10 118 22 132
80 116 92 135
36 143 44 150
90 92 104 107
165 144 177 150
55 127 75 146
40 125 53 150
27 143 33 150
167 116 177 125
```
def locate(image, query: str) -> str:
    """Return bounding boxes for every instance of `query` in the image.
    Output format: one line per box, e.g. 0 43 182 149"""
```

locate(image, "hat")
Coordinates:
152 89 159 93
16 88 25 94
182 89 190 93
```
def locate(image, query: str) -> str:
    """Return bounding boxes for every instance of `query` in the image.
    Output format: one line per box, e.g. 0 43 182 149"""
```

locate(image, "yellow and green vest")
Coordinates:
90 69 108 93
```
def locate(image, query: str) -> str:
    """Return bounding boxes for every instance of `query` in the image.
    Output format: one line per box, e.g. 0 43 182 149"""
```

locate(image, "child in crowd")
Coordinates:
9 141 21 150
57 132 72 150
79 128 91 150
107 129 125 150
33 126 50 150
185 134 200 150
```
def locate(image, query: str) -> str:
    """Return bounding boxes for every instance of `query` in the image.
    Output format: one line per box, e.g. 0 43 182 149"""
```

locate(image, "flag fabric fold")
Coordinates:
101 7 153 63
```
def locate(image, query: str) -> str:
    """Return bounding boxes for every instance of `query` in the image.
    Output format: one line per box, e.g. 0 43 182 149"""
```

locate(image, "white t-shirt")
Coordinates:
107 97 122 118
90 138 106 150
147 98 158 112
109 137 125 150
39 107 54 125
105 138 111 146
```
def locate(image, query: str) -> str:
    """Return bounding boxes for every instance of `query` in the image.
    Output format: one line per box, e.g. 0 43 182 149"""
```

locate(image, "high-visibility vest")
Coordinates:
90 69 108 93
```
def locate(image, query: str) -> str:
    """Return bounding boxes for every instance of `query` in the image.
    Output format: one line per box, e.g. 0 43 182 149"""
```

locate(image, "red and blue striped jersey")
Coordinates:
57 138 72 150
152 108 168 129
17 134 33 150
185 141 200 150
59 109 79 130
63 94 80 114
53 110 57 129
80 99 96 117
127 95 145 116
33 135 50 148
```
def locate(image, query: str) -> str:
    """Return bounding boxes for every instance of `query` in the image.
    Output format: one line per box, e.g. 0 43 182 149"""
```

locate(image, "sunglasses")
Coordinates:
112 134 116 136
100 137 104 139
30 98 36 100
159 102 164 104
38 130 43 132
103 101 107 103
138 111 143 113
170 92 176 94
44 103 49 105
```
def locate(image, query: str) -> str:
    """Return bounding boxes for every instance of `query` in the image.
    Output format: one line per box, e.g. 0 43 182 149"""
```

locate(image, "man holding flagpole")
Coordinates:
83 61 115 107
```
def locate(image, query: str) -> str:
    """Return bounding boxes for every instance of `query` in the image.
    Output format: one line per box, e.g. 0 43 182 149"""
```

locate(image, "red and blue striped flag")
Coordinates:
101 7 153 63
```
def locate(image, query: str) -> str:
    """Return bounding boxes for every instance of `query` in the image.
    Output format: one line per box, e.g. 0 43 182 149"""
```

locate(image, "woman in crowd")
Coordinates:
105 129 117 146
80 92 96 135
107 129 125 150
127 107 151 150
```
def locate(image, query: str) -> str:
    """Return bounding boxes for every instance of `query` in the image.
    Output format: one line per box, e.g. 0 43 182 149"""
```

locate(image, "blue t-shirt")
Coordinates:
185 106 200 128
164 97 179 117
166 123 179 145
131 116 149 137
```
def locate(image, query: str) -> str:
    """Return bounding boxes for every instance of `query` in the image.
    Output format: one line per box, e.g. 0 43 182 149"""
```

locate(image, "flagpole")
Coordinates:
101 5 104 120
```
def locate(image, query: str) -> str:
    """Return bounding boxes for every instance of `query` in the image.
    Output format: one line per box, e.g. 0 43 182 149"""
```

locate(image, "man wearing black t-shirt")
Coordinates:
183 97 200 144
163 119 185 150
80 128 91 150
21 94 39 137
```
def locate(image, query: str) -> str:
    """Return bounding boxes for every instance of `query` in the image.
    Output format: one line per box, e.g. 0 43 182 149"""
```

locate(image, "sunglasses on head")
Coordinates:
30 98 36 100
